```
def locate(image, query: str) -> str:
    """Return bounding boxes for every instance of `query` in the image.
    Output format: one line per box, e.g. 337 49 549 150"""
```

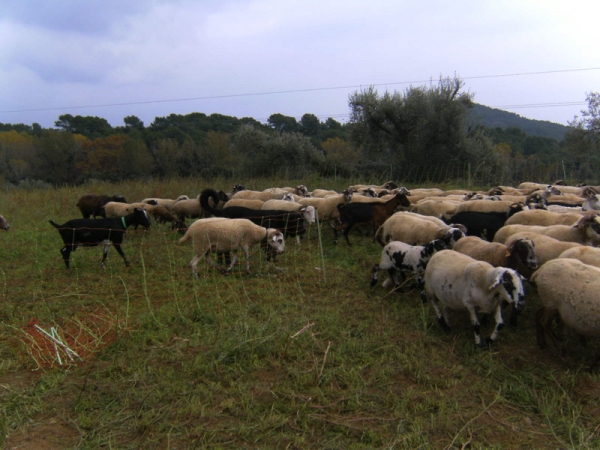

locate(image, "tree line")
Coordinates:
0 78 597 188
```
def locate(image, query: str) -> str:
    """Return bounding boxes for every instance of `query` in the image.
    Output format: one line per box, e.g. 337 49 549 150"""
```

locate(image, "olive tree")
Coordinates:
348 76 476 180
563 92 600 177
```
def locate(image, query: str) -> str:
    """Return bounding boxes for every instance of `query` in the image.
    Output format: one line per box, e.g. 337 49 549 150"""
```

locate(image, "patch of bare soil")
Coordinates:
5 416 80 450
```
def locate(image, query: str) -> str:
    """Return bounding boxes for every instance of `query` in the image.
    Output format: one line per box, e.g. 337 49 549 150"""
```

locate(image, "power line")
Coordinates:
1 67 598 114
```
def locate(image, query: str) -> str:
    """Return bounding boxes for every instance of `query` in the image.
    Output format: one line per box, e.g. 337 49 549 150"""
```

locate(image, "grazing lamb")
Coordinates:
76 194 127 219
422 250 525 347
334 191 411 245
370 239 447 291
178 218 285 276
0 215 9 231
533 258 600 369
48 208 151 269
375 211 465 248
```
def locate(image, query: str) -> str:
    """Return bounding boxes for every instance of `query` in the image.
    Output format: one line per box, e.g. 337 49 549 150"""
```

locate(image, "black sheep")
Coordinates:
49 208 150 268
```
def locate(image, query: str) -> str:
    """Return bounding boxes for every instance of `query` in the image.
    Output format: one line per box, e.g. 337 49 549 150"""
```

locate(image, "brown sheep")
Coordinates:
76 194 127 218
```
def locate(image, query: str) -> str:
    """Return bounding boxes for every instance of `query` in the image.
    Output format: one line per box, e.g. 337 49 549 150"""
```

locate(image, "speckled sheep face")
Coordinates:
500 270 525 309
269 232 285 254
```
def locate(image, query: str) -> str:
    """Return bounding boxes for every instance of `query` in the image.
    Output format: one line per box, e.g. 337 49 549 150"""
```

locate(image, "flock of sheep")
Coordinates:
41 179 600 368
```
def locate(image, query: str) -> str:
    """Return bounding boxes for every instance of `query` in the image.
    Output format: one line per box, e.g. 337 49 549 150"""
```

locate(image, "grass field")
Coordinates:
1 177 600 449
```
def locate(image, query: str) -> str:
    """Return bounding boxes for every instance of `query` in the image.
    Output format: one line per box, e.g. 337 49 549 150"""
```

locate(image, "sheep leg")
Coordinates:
370 264 380 287
243 249 251 273
343 223 354 246
189 253 207 279
487 304 504 345
60 246 72 269
465 306 485 348
429 296 452 333
111 243 130 267
535 307 560 350
225 252 239 273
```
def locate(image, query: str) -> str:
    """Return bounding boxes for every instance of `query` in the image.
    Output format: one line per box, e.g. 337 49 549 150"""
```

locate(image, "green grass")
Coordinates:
1 178 600 449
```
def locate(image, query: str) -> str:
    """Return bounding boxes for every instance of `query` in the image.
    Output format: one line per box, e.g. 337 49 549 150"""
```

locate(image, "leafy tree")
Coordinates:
54 114 113 139
321 137 361 177
563 93 600 175
124 115 144 129
33 131 84 185
151 138 180 178
348 76 475 178
267 113 299 133
299 113 321 136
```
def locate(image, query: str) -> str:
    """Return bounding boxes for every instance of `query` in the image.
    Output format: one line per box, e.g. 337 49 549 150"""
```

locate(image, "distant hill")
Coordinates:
469 104 569 141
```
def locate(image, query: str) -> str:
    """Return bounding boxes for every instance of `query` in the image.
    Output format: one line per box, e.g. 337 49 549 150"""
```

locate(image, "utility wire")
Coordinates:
1 67 598 114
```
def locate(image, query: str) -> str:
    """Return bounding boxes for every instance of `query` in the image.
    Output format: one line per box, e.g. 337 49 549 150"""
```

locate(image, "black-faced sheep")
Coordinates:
533 258 600 369
178 217 285 276
422 250 525 347
49 208 151 269
76 194 127 219
370 239 447 291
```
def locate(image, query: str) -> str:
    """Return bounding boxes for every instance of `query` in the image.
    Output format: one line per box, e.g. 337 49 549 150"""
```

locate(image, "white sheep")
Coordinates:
504 209 587 227
231 188 289 201
370 239 447 291
452 200 524 215
141 195 190 211
178 217 285 277
557 246 600 269
223 199 265 209
375 211 465 248
297 190 353 222
493 215 600 246
533 258 600 368
171 195 203 221
423 250 525 347
410 199 460 218
104 201 150 218
504 232 582 266
453 235 538 278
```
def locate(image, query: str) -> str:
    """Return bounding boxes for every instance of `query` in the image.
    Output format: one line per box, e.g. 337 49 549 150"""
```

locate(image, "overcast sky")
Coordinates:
1 0 598 129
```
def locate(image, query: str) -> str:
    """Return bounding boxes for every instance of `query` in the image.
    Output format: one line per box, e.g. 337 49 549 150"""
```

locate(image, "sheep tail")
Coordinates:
199 188 222 216
177 232 190 245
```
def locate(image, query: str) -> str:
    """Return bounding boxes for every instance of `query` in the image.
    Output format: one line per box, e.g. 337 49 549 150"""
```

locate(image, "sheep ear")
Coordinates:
272 235 278 242
489 271 503 290
504 250 511 258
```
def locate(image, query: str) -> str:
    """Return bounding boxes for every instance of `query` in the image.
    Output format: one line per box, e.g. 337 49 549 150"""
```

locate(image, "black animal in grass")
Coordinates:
49 208 151 268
